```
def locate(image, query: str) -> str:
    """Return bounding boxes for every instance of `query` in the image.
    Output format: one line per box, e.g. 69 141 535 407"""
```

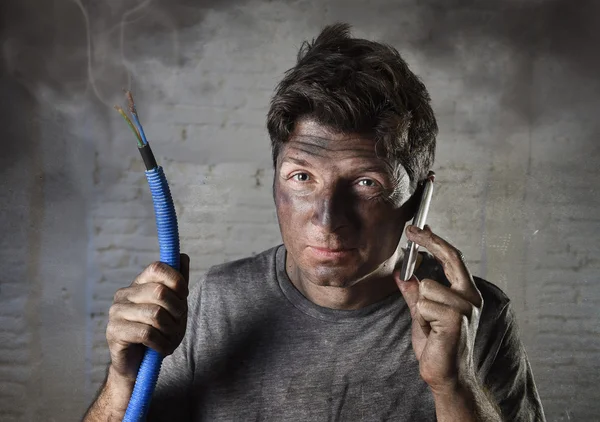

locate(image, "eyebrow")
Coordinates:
281 156 391 176
281 157 313 167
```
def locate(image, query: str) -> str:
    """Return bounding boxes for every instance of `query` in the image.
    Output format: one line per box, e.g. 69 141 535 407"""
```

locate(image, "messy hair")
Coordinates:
266 23 437 186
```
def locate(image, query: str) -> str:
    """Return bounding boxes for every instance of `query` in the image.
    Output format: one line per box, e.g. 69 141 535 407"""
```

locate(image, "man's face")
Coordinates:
274 119 416 288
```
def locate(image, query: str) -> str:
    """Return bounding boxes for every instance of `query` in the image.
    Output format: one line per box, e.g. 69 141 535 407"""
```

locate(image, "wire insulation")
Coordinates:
114 105 143 147
138 144 158 171
126 90 150 146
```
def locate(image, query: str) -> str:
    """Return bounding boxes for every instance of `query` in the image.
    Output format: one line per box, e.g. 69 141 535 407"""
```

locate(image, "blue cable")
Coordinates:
123 166 180 422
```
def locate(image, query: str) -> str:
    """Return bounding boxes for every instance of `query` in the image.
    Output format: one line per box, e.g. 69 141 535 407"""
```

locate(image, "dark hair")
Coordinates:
267 23 437 185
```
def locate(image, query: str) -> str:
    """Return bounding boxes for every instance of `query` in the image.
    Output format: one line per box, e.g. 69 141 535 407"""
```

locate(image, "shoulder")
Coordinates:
205 244 280 283
188 244 282 306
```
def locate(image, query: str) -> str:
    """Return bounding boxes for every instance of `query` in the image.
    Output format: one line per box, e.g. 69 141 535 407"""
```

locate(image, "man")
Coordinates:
84 23 545 421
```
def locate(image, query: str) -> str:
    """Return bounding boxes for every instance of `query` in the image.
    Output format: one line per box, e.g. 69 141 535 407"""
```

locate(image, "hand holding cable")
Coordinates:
104 256 190 408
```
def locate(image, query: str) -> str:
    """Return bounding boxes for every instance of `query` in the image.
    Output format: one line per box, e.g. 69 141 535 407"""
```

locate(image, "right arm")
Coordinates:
83 255 190 421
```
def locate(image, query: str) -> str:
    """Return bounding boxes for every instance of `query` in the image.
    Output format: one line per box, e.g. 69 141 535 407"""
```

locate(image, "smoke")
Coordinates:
2 0 598 186
3 0 200 107
406 0 600 74
400 0 600 126
0 0 252 193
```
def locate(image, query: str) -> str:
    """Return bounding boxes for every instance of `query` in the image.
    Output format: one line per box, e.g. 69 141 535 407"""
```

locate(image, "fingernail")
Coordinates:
408 225 419 233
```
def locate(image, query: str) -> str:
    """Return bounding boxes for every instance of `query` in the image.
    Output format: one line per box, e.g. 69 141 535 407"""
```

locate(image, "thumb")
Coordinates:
394 271 420 313
179 253 190 284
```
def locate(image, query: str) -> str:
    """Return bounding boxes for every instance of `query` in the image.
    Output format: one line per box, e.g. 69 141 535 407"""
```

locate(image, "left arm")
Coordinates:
481 301 546 421
395 224 502 421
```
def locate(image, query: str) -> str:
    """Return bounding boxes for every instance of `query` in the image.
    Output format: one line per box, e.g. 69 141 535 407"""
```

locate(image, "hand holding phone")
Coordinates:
399 171 435 281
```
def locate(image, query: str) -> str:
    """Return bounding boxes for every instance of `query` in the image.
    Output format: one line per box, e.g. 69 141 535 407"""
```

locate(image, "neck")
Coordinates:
285 248 415 310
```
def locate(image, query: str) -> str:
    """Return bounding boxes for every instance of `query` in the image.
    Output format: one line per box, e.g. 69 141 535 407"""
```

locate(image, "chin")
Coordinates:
306 265 364 288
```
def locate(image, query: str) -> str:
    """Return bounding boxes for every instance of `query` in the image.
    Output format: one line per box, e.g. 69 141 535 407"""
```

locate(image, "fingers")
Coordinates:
108 282 188 357
107 319 172 356
115 282 187 321
107 257 191 361
395 273 420 313
416 298 464 335
419 278 474 317
110 300 178 335
133 260 189 300
395 272 431 339
395 274 480 341
405 225 481 306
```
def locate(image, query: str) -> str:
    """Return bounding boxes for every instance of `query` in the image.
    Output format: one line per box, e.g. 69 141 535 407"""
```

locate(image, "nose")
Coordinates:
311 187 353 233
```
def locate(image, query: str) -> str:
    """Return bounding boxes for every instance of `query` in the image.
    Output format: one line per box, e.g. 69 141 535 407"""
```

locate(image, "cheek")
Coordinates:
275 182 313 216
356 201 405 237
274 183 306 234
274 182 290 209
274 184 290 221
356 200 393 221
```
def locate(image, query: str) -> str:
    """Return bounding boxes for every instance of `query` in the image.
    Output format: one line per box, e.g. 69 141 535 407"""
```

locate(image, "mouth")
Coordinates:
307 246 357 260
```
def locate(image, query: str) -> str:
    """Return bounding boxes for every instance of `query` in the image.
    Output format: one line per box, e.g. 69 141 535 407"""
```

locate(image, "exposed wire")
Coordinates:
126 90 149 146
114 105 143 147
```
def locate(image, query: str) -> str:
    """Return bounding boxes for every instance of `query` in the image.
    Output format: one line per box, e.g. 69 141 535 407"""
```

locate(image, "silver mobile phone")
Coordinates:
399 171 435 281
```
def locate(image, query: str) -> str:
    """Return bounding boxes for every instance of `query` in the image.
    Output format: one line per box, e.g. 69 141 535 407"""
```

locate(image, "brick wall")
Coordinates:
1 0 598 420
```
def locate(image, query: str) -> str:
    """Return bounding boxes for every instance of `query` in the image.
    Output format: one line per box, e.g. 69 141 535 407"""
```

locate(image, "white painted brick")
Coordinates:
0 2 590 420
0 298 28 318
93 234 162 252
93 218 142 236
0 316 26 333
0 283 28 301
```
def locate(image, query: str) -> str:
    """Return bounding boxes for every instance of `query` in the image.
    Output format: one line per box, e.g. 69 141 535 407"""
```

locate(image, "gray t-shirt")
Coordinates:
148 244 545 421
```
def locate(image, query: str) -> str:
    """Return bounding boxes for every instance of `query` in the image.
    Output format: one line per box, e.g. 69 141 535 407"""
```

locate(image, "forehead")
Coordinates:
281 119 386 164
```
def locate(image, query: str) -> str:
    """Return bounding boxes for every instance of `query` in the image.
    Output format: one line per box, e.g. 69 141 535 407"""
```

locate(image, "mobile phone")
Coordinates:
399 171 435 281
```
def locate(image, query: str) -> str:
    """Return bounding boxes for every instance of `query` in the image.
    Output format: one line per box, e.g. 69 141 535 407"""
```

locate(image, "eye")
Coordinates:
291 173 310 182
357 178 378 187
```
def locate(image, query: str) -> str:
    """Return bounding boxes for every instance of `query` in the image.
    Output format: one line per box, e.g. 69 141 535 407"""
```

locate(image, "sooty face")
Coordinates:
274 119 417 288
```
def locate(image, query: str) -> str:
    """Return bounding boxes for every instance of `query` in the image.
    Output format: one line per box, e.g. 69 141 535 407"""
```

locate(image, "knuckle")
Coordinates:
148 304 163 321
113 287 127 302
106 322 115 340
147 261 164 275
152 283 168 301
420 278 433 293
108 303 119 319
450 247 465 262
423 229 435 243
106 321 122 343
139 325 153 343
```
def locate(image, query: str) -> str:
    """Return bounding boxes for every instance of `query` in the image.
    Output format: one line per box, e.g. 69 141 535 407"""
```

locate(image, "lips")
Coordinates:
310 246 353 252
307 245 356 260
